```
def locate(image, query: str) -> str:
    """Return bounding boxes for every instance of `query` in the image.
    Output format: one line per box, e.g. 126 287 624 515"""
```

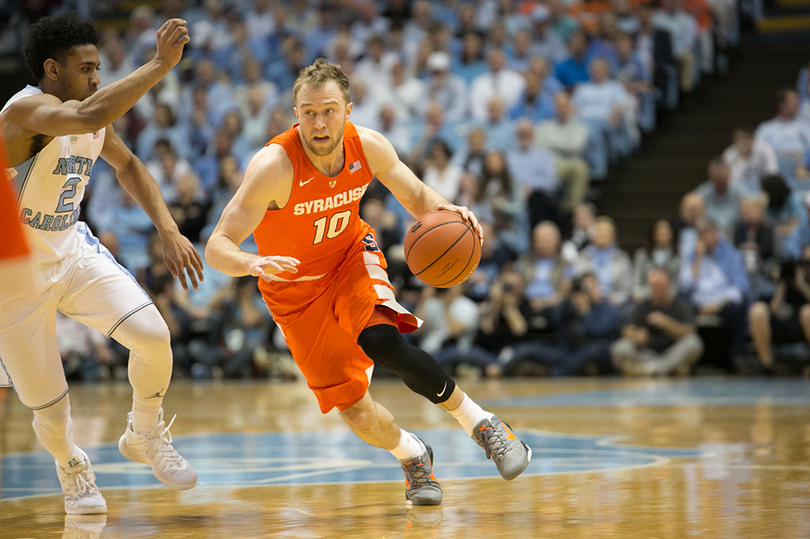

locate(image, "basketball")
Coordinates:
404 210 481 288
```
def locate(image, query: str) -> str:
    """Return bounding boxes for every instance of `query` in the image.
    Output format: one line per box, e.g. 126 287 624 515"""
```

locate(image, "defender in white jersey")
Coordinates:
0 13 202 514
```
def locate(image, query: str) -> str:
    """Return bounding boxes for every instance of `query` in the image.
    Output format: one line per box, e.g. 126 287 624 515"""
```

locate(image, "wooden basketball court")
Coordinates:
1 377 808 538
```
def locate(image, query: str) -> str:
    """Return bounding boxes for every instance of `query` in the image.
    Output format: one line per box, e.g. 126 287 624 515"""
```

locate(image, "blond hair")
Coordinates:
293 58 351 105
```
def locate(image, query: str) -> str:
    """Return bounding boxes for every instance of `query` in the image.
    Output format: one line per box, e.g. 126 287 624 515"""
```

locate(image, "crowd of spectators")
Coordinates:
23 0 807 379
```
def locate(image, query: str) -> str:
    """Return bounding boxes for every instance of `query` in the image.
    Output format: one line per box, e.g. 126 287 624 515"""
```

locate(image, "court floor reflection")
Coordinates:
1 378 808 538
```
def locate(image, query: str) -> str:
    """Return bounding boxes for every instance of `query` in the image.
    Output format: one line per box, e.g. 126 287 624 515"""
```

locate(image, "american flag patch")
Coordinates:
348 160 362 173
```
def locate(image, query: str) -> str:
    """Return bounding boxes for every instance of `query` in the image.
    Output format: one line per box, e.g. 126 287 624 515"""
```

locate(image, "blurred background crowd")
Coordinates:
2 0 810 382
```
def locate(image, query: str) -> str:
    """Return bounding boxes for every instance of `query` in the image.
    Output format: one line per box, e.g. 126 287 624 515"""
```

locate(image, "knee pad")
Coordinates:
358 324 455 404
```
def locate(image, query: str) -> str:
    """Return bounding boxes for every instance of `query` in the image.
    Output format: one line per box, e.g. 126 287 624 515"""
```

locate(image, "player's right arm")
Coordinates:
204 144 300 280
2 19 189 138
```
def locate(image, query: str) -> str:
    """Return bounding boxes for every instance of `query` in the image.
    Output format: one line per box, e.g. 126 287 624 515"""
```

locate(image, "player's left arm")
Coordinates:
359 126 483 242
100 122 204 290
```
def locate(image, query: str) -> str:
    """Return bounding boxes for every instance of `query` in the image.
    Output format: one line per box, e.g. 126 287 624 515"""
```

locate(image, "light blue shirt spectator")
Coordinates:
695 180 744 234
680 238 750 307
506 145 559 195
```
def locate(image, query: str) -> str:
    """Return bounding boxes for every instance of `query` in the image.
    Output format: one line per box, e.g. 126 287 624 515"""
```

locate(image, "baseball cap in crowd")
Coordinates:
427 51 451 72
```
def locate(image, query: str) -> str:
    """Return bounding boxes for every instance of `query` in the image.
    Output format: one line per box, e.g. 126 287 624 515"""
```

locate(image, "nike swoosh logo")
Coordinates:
436 382 448 398
300 176 315 187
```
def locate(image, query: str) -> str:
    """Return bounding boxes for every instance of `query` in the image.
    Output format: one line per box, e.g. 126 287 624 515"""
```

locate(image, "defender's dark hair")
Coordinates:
24 13 99 81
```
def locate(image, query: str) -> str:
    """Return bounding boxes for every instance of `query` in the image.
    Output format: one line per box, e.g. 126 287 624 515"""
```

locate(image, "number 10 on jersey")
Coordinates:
312 210 352 244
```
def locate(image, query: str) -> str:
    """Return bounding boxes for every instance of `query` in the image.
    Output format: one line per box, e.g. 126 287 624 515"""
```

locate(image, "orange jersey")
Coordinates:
253 121 374 281
0 130 29 261
251 121 420 413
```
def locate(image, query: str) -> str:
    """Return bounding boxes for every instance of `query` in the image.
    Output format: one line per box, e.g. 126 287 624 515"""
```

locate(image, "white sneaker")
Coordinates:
55 449 107 515
118 409 197 490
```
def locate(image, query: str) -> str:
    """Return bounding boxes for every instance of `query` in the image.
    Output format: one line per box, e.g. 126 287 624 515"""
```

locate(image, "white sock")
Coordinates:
390 430 425 461
131 399 161 435
449 394 493 436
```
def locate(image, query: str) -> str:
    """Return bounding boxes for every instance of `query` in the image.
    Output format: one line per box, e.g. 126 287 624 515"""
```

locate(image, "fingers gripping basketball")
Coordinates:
404 211 481 288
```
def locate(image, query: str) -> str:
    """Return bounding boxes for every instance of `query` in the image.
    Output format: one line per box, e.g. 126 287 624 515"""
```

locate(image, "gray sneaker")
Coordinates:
471 415 532 480
399 437 442 505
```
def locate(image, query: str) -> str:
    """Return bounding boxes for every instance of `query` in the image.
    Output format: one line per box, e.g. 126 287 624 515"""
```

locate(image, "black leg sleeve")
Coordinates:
358 324 456 404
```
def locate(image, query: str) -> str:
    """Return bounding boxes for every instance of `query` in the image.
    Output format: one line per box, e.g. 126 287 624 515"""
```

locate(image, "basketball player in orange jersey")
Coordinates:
206 59 531 505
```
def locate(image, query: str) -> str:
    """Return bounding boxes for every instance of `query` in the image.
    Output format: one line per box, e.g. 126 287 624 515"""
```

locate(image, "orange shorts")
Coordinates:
259 235 420 414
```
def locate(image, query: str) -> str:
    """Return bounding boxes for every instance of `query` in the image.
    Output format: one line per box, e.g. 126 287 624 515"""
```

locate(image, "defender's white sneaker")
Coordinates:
118 409 197 490
55 449 107 515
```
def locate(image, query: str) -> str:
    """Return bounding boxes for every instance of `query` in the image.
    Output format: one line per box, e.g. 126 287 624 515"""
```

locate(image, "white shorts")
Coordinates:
0 224 152 409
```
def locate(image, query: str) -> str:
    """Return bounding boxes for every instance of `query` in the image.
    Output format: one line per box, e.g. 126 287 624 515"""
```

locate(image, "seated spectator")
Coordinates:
136 103 190 163
266 36 310 92
695 157 744 236
572 57 636 162
653 0 698 94
562 202 598 264
674 191 705 260
378 104 413 160
507 120 561 228
612 268 703 375
466 221 518 303
632 219 681 302
615 33 656 133
413 284 480 357
679 217 751 362
508 72 555 123
755 89 810 186
423 51 468 122
475 268 534 377
479 97 516 152
521 221 574 318
501 273 620 376
749 253 810 370
453 127 487 177
783 193 810 260
528 6 567 65
346 76 379 130
422 139 464 202
761 174 808 251
219 110 254 165
233 58 278 115
98 189 153 272
98 29 136 87
547 0 581 43
588 12 621 69
241 86 272 150
409 102 463 162
216 276 274 378
526 55 565 98
576 216 634 310
734 196 777 299
480 150 530 253
469 48 526 121
506 29 536 72
168 172 210 245
453 33 488 85
722 126 779 195
555 29 591 90
387 60 425 121
355 34 398 93
536 92 591 213
637 3 679 110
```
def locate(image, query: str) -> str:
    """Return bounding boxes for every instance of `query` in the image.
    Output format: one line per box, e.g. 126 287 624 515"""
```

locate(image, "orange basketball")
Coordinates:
404 210 481 288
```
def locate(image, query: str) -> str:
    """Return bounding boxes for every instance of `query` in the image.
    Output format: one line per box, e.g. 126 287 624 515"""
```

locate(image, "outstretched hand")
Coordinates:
154 19 190 69
162 232 204 291
437 203 484 245
248 256 301 282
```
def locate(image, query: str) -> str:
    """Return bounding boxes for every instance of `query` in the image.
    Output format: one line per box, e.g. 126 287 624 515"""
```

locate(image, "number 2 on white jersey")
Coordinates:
312 210 352 244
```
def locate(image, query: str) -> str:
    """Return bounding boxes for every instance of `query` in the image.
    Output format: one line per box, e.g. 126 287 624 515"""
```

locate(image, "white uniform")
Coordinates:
0 86 153 408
